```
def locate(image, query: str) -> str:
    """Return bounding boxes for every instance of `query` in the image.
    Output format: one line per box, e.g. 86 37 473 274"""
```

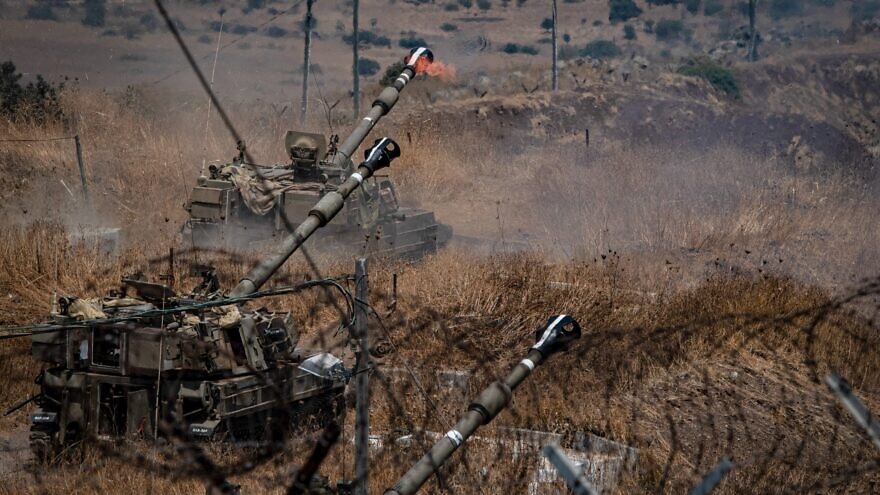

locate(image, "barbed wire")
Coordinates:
0 277 354 339
2 237 880 493
2 2 879 494
0 136 75 143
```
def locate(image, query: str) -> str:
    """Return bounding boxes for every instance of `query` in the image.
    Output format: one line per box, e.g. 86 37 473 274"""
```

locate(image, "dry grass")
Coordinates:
1 73 880 493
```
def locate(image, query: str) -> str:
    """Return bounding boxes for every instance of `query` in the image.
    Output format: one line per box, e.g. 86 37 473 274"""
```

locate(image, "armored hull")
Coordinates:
183 134 452 258
31 360 344 451
28 283 347 460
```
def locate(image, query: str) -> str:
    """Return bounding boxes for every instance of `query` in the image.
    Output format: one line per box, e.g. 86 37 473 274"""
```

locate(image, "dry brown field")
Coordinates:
2 0 880 493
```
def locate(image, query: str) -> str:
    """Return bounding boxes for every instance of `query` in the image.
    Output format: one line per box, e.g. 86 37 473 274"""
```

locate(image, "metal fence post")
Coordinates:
354 258 370 495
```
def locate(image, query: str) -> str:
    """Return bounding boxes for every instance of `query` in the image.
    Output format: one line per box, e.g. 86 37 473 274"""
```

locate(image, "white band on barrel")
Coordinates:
520 358 535 371
350 172 364 184
409 47 427 63
445 429 464 447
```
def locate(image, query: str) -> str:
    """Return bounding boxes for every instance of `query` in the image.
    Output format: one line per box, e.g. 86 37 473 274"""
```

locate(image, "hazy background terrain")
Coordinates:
1 0 880 493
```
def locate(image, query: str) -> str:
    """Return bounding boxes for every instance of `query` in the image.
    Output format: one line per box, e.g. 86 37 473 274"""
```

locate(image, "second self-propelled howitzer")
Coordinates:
184 48 452 258
385 315 582 495
25 48 436 462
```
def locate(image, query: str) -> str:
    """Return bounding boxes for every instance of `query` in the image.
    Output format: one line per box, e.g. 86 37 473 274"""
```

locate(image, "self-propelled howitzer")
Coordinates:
184 47 452 258
25 48 436 462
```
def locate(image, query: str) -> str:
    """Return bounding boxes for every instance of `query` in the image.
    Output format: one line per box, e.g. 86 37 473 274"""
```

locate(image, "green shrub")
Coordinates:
769 0 803 19
580 39 622 59
444 2 460 11
646 0 681 5
655 19 690 41
685 0 701 14
501 43 538 55
477 0 492 10
851 0 880 20
264 26 287 38
380 61 406 86
82 0 106 27
608 0 642 23
703 0 723 15
233 24 256 35
244 0 267 12
0 61 63 122
139 13 159 32
26 3 56 21
541 17 554 30
563 33 571 43
399 33 428 49
357 58 381 77
459 0 473 8
623 24 636 40
678 57 740 97
344 30 392 47
440 22 458 32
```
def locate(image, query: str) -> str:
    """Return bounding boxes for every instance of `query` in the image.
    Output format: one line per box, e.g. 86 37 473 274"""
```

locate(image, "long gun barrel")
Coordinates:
229 47 434 298
384 315 582 495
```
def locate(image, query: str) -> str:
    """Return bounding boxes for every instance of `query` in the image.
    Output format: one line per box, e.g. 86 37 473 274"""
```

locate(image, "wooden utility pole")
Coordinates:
748 0 759 62
551 0 558 91
300 0 314 125
353 258 370 495
352 0 360 119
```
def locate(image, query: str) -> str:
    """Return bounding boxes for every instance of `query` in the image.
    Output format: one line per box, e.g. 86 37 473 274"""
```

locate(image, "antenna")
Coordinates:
200 8 225 178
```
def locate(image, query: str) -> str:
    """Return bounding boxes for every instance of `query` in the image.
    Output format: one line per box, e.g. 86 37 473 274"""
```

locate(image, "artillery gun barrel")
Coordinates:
384 315 582 495
229 47 433 298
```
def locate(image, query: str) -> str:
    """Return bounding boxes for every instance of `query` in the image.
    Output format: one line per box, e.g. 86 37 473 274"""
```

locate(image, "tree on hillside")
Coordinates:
608 0 642 24
82 0 106 28
0 61 63 122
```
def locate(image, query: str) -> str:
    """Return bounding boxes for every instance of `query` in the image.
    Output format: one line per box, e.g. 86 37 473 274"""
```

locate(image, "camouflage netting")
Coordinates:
221 165 321 216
